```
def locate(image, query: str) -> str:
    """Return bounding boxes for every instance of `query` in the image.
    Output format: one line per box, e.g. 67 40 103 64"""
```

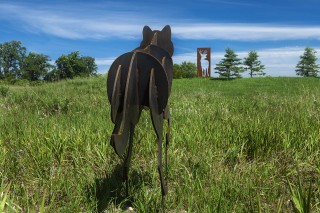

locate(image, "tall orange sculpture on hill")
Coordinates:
197 47 211 77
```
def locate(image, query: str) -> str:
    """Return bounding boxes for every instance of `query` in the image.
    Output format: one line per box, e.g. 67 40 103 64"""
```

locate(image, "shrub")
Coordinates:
0 85 9 97
173 61 197 79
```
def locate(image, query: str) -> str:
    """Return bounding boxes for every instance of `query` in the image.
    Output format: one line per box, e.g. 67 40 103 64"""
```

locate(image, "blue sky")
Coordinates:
1 0 320 77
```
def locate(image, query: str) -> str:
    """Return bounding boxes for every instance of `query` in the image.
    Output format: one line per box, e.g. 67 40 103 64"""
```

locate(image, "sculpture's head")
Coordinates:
139 25 174 56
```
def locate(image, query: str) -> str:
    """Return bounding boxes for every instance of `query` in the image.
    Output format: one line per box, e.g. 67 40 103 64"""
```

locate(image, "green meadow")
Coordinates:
0 76 319 212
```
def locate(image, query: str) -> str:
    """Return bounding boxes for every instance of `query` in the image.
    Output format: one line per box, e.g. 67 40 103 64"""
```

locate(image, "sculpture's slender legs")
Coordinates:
163 106 170 190
156 134 166 196
149 69 167 199
123 124 135 197
165 117 170 188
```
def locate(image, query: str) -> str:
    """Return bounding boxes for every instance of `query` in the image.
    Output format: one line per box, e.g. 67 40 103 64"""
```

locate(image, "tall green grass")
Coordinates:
0 76 319 212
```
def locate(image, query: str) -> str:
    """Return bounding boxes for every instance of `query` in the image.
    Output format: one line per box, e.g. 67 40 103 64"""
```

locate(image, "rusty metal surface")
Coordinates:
197 47 211 77
107 25 173 200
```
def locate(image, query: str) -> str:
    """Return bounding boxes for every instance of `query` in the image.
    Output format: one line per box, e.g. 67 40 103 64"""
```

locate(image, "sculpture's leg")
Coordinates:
156 133 165 195
123 124 135 197
164 106 170 186
149 68 167 200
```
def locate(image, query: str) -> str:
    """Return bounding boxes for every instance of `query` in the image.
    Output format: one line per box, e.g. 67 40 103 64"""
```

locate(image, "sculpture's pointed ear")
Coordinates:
143 25 153 40
161 25 171 39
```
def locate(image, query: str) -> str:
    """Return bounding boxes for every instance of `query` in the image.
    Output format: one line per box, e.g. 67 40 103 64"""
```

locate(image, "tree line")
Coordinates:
2 41 318 82
0 41 97 82
174 47 320 79
215 48 266 79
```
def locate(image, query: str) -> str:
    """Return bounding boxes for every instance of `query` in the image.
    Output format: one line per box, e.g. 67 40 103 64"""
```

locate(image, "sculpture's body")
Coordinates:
107 25 173 200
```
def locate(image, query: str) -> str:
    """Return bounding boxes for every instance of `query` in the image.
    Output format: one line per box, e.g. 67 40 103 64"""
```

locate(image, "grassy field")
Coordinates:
0 76 319 212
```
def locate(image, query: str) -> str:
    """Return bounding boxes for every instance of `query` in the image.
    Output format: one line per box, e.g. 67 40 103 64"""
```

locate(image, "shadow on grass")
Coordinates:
87 163 153 212
90 163 125 212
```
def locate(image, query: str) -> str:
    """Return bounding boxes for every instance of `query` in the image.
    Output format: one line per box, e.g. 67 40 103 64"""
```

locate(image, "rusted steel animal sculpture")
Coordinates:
107 25 173 200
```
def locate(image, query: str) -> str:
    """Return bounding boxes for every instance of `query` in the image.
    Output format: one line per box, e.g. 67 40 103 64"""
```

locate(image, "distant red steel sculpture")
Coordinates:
197 47 211 77
107 25 173 200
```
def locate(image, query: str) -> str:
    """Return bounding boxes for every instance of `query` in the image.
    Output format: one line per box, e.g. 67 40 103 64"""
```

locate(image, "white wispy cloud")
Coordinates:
1 2 320 41
0 3 145 39
173 24 320 41
95 57 116 66
94 57 117 73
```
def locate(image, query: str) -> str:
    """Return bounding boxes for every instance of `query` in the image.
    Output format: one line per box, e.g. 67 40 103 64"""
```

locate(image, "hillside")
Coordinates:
0 77 319 212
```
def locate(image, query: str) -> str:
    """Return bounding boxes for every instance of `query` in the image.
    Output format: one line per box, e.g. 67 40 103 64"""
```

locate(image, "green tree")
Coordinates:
180 61 197 78
22 52 53 81
55 54 73 79
44 68 59 82
173 64 183 79
55 51 97 80
215 48 244 79
243 51 266 78
173 61 197 79
295 47 320 77
81 56 97 77
0 41 26 79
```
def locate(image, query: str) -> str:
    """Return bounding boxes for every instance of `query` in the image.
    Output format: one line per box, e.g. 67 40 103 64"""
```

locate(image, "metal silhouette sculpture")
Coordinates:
197 48 211 77
107 25 173 201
